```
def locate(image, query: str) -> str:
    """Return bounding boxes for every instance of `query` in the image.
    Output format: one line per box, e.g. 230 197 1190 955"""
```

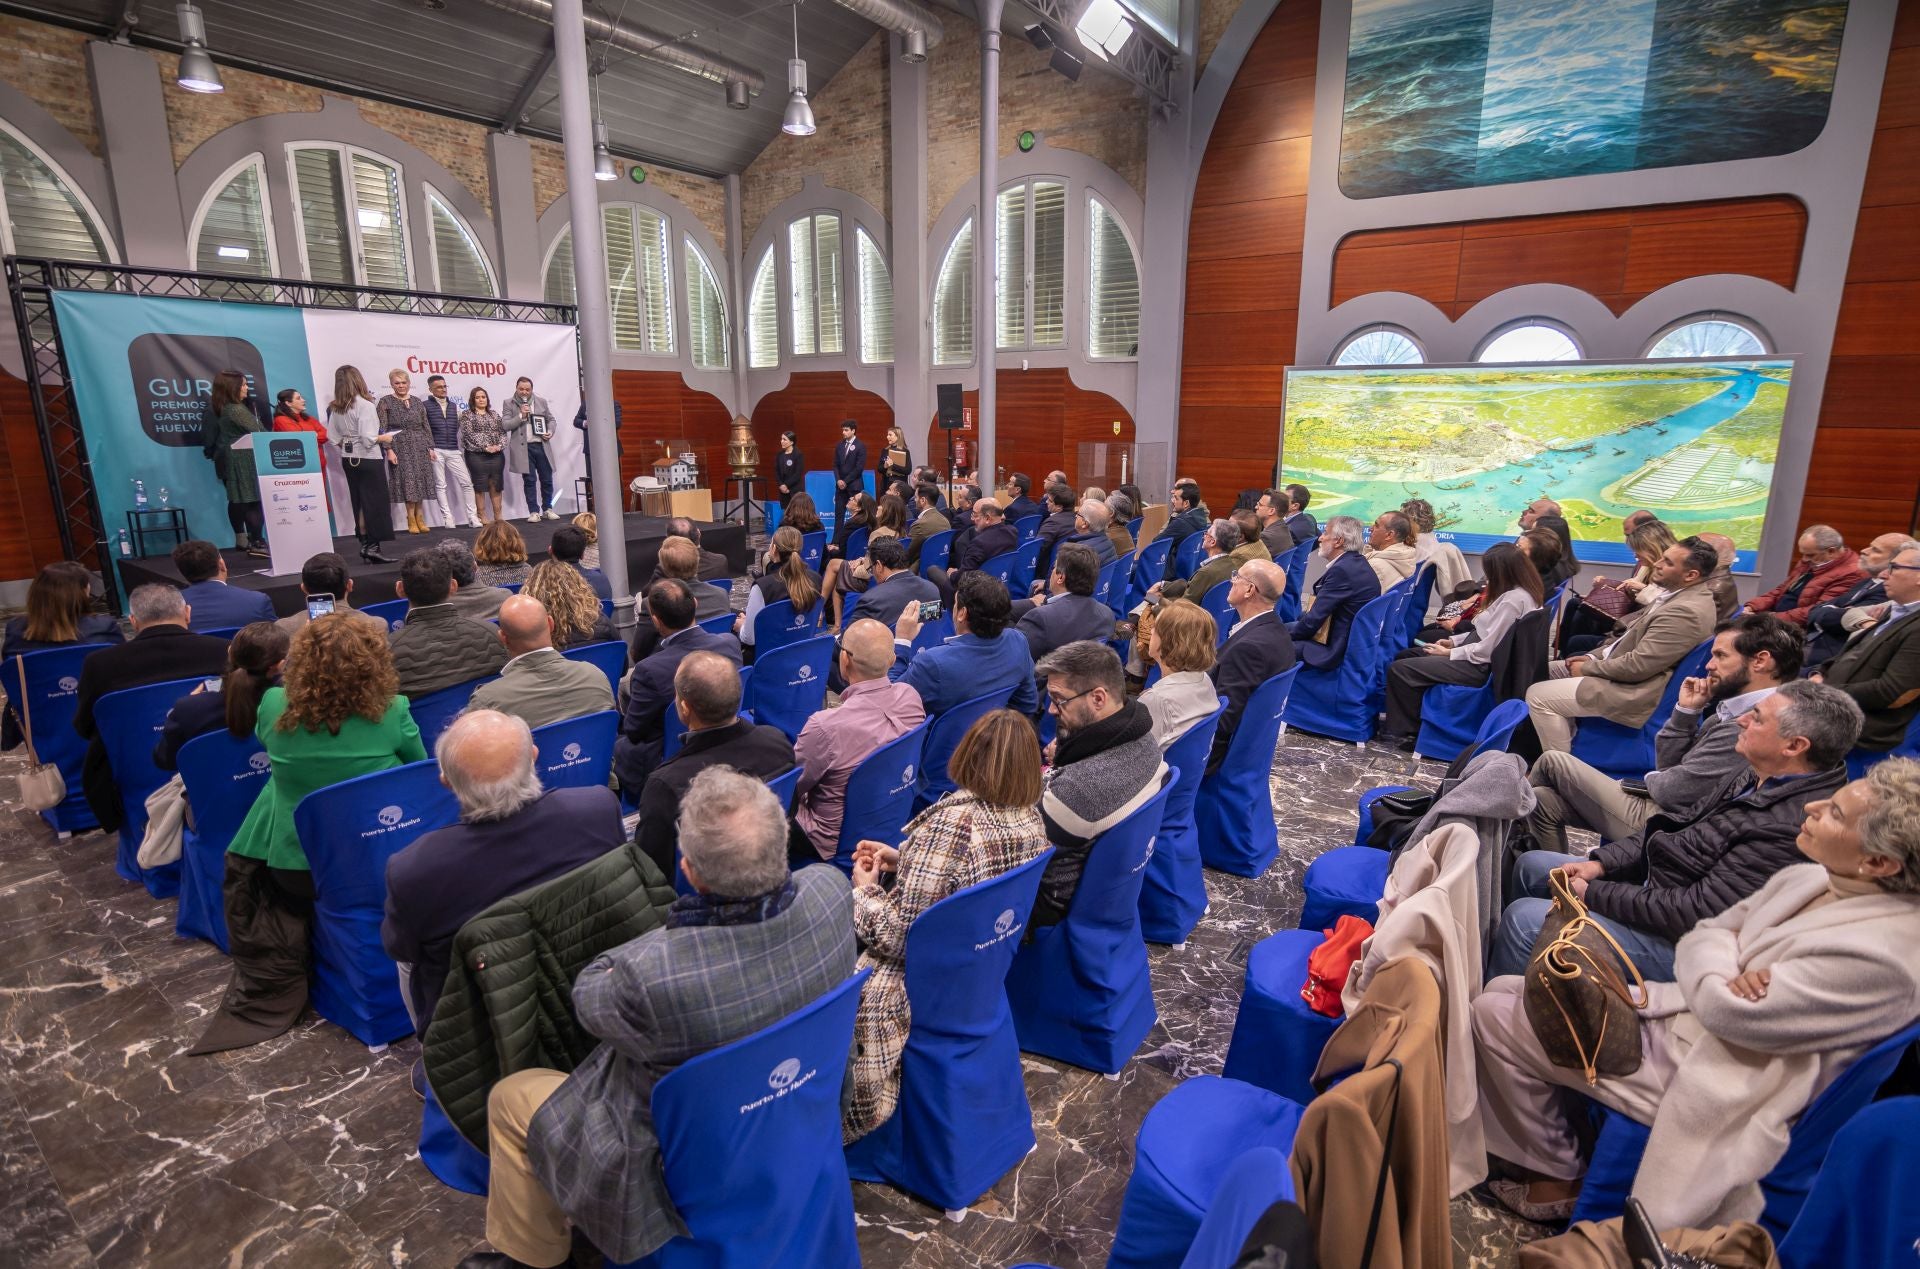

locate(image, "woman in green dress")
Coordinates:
192 613 426 1054
211 370 269 557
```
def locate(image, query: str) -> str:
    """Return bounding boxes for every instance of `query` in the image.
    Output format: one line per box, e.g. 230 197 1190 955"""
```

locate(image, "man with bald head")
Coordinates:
1622 509 1658 537
1210 557 1298 768
466 594 614 729
1694 531 1741 621
792 618 927 862
382 709 626 1039
1518 497 1562 533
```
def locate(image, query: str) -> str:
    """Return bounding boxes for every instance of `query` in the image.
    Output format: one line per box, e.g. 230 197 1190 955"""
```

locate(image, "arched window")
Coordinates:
542 230 575 306
541 205 674 354
747 246 779 369
1647 317 1767 359
684 236 728 371
1088 195 1139 359
424 186 496 299
287 144 408 290
192 154 275 300
1477 320 1581 363
788 211 843 356
997 178 1066 349
933 218 974 367
856 227 893 365
1334 325 1424 366
0 121 111 262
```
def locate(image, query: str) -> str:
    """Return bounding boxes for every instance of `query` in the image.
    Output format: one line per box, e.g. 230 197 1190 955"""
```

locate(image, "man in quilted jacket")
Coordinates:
388 547 507 697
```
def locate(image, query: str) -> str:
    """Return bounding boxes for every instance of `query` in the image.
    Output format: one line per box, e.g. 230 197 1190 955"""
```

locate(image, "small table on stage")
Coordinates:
126 507 188 557
723 474 760 526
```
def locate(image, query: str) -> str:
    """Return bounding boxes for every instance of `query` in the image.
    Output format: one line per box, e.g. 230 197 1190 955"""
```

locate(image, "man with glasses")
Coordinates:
1029 641 1168 929
1213 558 1298 769
1811 544 1920 754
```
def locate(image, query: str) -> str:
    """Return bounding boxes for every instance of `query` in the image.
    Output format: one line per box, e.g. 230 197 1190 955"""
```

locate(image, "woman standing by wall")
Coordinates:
774 431 805 509
327 366 397 564
210 371 268 557
378 369 436 535
879 425 912 489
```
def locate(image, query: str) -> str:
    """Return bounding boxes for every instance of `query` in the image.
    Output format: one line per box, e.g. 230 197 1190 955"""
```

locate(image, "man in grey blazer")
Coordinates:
467 596 615 730
470 769 856 1269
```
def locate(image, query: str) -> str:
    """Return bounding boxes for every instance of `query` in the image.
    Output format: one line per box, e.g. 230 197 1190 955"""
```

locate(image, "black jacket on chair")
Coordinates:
72 624 232 830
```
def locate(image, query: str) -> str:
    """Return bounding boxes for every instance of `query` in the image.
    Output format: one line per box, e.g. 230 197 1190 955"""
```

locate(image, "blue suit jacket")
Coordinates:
1016 593 1117 663
890 628 1038 716
1290 550 1380 670
849 570 940 628
614 626 742 788
575 564 613 602
179 580 276 631
1003 494 1042 525
1285 511 1319 546
1209 609 1297 765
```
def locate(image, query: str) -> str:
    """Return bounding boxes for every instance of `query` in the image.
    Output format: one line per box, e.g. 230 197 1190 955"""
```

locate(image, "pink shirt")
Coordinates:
793 677 927 858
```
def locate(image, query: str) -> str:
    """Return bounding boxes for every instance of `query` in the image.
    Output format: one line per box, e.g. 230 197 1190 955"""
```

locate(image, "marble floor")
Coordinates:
0 731 1550 1268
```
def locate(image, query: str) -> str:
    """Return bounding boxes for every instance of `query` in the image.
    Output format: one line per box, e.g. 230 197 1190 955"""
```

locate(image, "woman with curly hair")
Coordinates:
523 558 614 649
192 614 425 1054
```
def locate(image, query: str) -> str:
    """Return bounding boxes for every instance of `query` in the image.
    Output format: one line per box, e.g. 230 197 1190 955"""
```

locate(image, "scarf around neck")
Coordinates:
1054 698 1153 769
668 877 798 928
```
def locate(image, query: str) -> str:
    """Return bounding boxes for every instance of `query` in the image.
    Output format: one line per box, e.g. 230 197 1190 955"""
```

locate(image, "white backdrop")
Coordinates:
300 310 583 528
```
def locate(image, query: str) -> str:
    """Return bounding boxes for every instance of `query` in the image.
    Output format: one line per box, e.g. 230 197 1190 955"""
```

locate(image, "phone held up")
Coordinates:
306 593 336 620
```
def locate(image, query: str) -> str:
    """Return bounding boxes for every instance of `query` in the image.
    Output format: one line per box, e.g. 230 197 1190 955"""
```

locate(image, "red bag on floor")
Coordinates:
1301 915 1373 1017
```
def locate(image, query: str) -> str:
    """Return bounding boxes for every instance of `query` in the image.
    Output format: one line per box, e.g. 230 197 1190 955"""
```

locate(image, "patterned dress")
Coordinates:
377 394 435 502
844 792 1049 1141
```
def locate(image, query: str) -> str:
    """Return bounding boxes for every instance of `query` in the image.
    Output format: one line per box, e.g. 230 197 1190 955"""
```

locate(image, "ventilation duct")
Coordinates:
826 0 945 54
472 0 764 105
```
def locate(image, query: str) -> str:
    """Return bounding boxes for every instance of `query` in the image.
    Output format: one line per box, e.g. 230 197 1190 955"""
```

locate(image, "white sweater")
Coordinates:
1448 586 1538 665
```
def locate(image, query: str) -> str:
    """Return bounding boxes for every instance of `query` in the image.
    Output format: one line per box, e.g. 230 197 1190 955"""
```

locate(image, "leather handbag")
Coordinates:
1523 867 1649 1084
10 656 66 813
1581 580 1637 622
1301 914 1374 1017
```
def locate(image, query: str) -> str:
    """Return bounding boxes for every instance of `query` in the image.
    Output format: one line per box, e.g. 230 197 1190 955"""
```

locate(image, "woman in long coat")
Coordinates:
378 368 436 533
210 370 268 556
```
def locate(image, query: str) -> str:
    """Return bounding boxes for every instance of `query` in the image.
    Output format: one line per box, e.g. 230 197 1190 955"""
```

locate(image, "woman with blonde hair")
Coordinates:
523 558 613 649
472 519 532 588
571 511 601 570
844 709 1049 1141
378 368 437 534
879 425 912 488
192 614 425 1053
1138 599 1221 747
327 365 397 562
738 525 822 651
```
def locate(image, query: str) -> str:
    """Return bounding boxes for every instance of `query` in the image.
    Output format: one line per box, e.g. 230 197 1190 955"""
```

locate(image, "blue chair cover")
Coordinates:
745 635 834 741
1352 784 1417 848
359 597 409 631
1844 709 1920 779
1179 1146 1298 1269
1006 773 1175 1073
1221 928 1343 1104
908 613 954 659
1172 532 1205 581
830 723 928 873
97 675 213 897
1276 542 1311 624
1201 578 1234 645
174 729 270 950
843 526 870 571
753 598 822 656
917 529 954 579
844 850 1055 1212
1569 1017 1920 1236
1197 668 1299 877
562 639 629 690
419 1079 489 1195
915 689 1013 811
1106 1076 1306 1269
1014 514 1042 543
764 500 783 534
977 549 1019 591
530 710 618 791
696 613 734 636
1570 638 1711 780
1095 552 1132 616
294 760 460 1047
1141 705 1224 945
612 969 869 1269
1298 849 1390 932
764 765 801 813
3 645 109 833
1281 592 1396 743
200 625 245 641
1778 1097 1920 1269
799 529 827 574
1009 538 1043 595
1128 538 1173 608
406 676 497 744
805 472 840 531
1413 607 1553 759
1128 515 1144 539
1398 563 1435 649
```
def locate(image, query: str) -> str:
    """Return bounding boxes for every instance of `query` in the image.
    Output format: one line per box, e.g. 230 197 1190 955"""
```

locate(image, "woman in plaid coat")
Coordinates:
844 710 1050 1141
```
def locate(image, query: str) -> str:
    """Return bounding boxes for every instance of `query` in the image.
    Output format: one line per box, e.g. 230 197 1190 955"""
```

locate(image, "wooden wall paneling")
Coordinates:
749 371 894 504
610 371 732 499
1455 226 1631 305
1185 254 1304 314
1191 136 1311 207
1859 125 1920 207
914 370 1133 494
1816 355 1920 427
0 370 80 577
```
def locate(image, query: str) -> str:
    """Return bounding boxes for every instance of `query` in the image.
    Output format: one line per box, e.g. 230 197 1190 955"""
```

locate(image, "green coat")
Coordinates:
228 689 427 871
215 402 264 503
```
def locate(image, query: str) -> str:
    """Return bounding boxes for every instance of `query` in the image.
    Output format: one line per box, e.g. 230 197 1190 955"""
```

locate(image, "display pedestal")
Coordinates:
232 431 330 577
668 488 713 521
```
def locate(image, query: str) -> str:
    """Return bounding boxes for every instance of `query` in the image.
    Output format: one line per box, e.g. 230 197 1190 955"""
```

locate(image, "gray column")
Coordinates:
86 41 188 269
974 0 1004 485
1133 0 1198 478
726 173 748 415
888 34 931 463
487 131 542 300
552 0 628 611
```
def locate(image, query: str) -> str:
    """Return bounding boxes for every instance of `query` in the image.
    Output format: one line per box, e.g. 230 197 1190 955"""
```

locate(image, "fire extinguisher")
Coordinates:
953 438 968 469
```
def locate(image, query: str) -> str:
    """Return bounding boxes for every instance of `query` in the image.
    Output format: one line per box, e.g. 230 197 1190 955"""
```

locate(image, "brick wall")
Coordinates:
529 138 729 250
0 14 100 156
740 31 892 244
1198 0 1244 75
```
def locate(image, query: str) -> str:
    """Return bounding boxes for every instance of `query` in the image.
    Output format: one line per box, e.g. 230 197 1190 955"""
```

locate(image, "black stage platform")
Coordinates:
114 512 748 618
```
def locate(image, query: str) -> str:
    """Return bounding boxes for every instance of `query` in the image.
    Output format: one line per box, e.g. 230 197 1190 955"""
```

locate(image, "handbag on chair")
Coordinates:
9 656 66 813
1523 867 1649 1085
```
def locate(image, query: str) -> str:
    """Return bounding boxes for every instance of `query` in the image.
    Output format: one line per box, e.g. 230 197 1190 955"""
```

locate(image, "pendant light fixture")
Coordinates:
782 3 815 138
591 69 618 180
174 2 225 94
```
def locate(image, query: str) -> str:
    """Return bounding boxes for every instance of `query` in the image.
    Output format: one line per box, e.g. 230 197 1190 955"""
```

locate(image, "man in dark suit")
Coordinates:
847 539 939 629
382 709 625 1036
1001 472 1042 525
904 484 950 570
1289 515 1382 670
1153 480 1208 547
1815 543 1920 752
929 497 1017 604
833 420 867 499
72 583 231 830
171 539 275 631
633 651 795 876
1254 489 1293 557
1283 483 1319 546
550 525 612 602
1015 544 1116 663
949 483 980 540
1805 532 1917 666
613 579 742 793
1033 483 1079 577
1210 558 1298 768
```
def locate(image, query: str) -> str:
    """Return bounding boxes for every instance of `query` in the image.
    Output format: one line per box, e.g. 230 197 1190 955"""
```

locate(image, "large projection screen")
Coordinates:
1278 358 1795 574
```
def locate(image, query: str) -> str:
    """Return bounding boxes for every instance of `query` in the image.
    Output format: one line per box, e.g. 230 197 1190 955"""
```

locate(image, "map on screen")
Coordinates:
1278 359 1793 573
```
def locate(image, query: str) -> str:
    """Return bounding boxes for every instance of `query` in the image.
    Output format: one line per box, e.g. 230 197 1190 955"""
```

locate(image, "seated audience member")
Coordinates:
71 584 230 829
1 561 121 751
389 548 508 697
472 519 533 589
275 552 383 638
1749 524 1865 625
382 709 625 1035
1472 757 1920 1227
1363 510 1419 592
1519 500 1581 591
1528 613 1802 852
793 619 927 862
612 579 742 794
1523 538 1721 753
172 538 276 631
1376 542 1543 750
737 526 822 653
549 525 611 602
1104 493 1136 559
947 483 979 538
846 538 938 632
828 491 876 568
1154 480 1208 548
845 710 1048 1140
476 769 855 1268
1566 520 1681 653
1253 488 1292 557
659 516 729 582
929 497 1016 603
1489 680 1860 982
1692 531 1741 622
1290 516 1382 670
1282 483 1318 546
1031 643 1168 927
572 512 600 571
193 615 427 1054
825 494 906 629
640 536 731 632
1065 499 1120 570
1402 498 1471 613
1806 532 1920 665
1214 559 1299 765
523 559 614 651
1139 599 1221 747
1034 483 1080 571
465 596 614 729
1001 471 1042 523
904 483 950 569
781 490 825 537
439 539 512 621
1014 544 1117 662
633 650 795 883
1814 542 1920 752
154 621 288 770
1190 512 1272 602
1517 496 1561 533
890 571 1039 716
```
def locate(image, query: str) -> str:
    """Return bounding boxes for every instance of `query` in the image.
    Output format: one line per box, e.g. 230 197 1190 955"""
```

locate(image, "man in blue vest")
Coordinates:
422 375 474 528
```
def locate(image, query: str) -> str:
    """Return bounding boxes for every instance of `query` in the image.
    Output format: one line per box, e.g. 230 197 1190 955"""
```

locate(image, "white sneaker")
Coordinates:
544 509 560 520
527 513 542 524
